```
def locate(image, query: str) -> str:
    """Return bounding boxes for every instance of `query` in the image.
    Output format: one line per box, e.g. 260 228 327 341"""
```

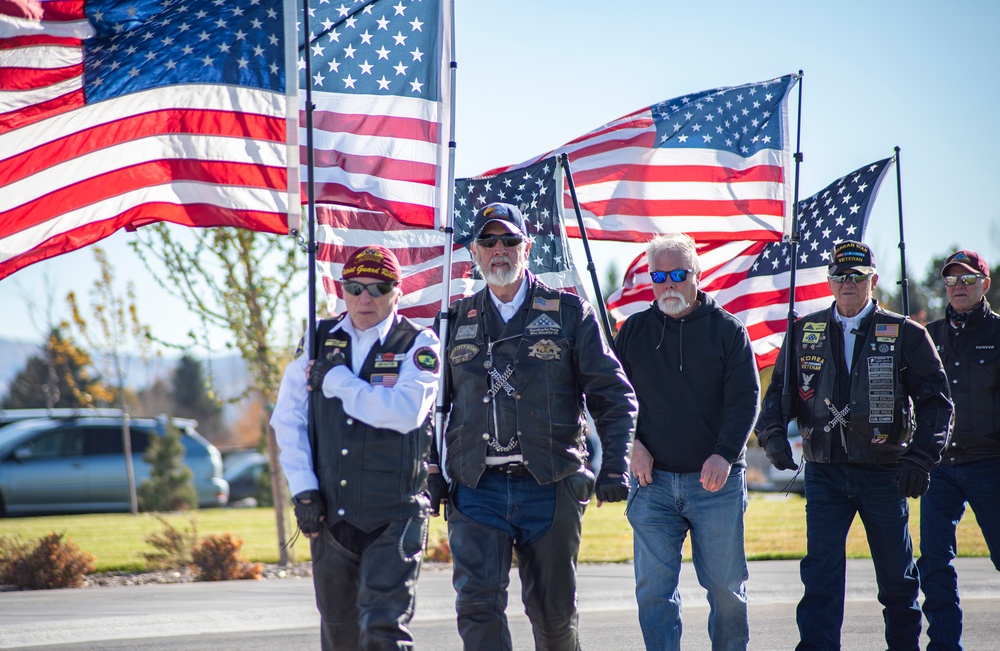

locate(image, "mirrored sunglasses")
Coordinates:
341 280 397 297
476 233 524 248
943 274 985 286
650 268 693 283
828 273 871 284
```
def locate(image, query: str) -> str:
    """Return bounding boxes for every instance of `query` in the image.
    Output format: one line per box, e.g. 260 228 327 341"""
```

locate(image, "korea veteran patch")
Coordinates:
414 347 440 373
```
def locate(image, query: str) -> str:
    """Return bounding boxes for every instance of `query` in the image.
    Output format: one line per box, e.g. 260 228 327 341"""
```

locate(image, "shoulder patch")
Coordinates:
413 347 440 373
532 296 560 312
294 336 305 359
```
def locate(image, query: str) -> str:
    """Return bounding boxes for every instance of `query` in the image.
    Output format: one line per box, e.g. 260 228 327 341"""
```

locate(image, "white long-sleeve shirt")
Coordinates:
269 312 441 496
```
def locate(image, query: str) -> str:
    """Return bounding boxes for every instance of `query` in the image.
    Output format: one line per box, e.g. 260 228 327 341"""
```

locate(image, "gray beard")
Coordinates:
475 255 526 287
657 290 690 316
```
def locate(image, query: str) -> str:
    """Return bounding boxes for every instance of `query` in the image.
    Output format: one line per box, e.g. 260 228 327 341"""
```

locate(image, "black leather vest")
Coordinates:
311 316 433 531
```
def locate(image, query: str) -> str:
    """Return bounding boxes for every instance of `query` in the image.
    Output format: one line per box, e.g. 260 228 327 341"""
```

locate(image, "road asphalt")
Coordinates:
1 558 998 649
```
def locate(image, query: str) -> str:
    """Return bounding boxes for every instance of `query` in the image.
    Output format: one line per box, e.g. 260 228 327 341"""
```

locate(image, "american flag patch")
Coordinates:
370 374 398 388
875 324 899 338
533 297 560 312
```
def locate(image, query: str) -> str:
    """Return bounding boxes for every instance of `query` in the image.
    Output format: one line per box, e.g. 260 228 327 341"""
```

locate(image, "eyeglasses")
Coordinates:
650 269 693 284
943 274 986 286
341 280 397 297
828 273 872 284
475 233 524 248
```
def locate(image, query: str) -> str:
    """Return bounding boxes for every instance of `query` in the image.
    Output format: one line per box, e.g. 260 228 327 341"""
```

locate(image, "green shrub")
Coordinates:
191 533 262 581
142 515 198 570
0 533 95 590
138 419 198 512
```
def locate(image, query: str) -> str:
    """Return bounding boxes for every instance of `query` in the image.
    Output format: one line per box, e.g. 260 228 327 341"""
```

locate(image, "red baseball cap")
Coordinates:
341 245 402 282
941 250 989 278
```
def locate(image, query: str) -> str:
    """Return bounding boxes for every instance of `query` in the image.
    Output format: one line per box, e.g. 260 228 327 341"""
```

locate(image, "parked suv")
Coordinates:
0 410 229 516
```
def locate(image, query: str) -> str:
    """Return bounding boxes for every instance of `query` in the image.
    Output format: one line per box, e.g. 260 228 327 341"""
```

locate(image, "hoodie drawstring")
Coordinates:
654 314 685 371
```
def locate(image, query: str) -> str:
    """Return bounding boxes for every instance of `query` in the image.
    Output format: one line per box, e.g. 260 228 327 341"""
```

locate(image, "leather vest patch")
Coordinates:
867 356 895 423
528 339 562 361
449 343 480 365
526 314 561 336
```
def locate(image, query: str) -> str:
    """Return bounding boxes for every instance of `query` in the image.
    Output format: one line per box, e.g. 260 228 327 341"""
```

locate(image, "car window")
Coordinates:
28 429 84 459
84 428 125 455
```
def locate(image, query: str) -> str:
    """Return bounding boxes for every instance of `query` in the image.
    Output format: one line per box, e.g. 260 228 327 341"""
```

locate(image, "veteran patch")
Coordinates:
802 322 826 347
455 324 479 341
327 338 349 348
532 296 560 312
449 343 480 365
526 314 561 336
414 347 440 373
467 309 478 318
375 352 400 369
370 374 398 388
528 339 562 361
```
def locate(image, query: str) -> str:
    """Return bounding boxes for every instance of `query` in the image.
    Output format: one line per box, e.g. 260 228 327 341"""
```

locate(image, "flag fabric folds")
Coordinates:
608 158 895 369
299 0 451 229
491 75 798 243
317 157 585 324
0 0 297 281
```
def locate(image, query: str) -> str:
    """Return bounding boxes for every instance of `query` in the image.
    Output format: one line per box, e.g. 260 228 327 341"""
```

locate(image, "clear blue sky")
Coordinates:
2 0 997 349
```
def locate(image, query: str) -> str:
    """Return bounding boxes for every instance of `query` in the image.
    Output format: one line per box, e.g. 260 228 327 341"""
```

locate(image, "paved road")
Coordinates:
2 558 998 649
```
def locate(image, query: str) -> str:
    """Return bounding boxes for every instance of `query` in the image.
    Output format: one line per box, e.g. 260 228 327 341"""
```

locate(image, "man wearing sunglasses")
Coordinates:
613 232 760 650
270 245 441 650
755 239 953 650
432 202 637 650
919 249 1000 650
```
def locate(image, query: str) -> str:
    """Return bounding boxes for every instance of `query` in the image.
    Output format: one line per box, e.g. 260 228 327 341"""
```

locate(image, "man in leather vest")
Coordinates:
271 245 441 651
429 202 637 651
919 249 1000 650
755 240 953 650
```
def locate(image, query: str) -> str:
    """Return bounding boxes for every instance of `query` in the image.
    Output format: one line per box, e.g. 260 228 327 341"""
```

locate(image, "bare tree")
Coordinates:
67 247 152 515
130 224 304 565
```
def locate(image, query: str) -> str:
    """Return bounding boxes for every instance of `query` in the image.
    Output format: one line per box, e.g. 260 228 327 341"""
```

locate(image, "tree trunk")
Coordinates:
264 408 289 565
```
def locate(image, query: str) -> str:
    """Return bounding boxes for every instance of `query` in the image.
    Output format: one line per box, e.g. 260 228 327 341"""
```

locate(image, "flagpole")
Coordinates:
781 71 805 425
560 153 614 341
434 0 457 474
894 146 910 317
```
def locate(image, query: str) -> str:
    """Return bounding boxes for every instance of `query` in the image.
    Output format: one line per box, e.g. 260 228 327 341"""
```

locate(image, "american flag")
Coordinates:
0 0 296 282
489 75 797 243
608 158 895 369
317 157 585 324
299 0 451 229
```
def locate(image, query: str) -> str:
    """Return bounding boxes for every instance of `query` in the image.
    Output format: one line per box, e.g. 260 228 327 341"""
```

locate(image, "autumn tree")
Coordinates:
130 224 304 565
2 327 113 409
67 247 153 514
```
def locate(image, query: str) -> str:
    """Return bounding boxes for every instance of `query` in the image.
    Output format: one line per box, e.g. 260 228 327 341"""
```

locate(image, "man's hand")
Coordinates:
700 454 731 492
630 439 654 487
307 349 347 391
595 468 630 506
292 490 325 538
896 460 930 498
426 469 448 517
761 427 798 471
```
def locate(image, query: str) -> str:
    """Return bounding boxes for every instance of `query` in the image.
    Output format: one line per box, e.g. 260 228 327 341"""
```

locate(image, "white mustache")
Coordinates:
657 290 690 316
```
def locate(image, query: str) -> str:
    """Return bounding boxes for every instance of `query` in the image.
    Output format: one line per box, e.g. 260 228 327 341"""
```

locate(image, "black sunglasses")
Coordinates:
341 280 397 297
943 274 985 286
650 269 693 283
828 273 871 284
476 233 524 248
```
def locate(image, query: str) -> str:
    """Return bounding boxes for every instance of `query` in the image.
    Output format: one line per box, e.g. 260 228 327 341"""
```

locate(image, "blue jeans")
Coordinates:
797 462 921 651
626 467 749 651
917 457 1000 651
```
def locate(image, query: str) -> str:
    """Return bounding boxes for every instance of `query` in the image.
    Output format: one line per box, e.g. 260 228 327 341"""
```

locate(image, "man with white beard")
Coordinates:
428 202 637 650
613 232 760 650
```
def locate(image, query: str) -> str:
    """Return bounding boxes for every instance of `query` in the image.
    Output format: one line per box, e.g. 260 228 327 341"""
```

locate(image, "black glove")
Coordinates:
896 460 930 498
595 468 630 503
761 428 799 471
292 490 325 534
426 472 448 516
308 348 347 391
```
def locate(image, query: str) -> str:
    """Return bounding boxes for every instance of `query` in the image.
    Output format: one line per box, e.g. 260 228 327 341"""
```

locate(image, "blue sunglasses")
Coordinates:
650 268 693 284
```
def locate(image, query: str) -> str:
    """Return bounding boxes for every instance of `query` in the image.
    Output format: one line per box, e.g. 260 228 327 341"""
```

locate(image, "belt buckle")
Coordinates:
505 462 528 477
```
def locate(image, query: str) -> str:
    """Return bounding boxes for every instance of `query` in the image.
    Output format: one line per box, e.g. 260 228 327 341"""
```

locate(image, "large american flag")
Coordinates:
490 75 797 243
317 157 584 324
0 0 297 282
608 158 895 369
299 0 451 229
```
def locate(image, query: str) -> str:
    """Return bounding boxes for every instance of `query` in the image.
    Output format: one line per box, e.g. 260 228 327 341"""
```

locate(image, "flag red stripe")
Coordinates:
564 225 782 242
4 159 287 231
0 87 83 131
37 1 86 20
310 109 437 143
562 114 653 148
0 63 81 90
318 208 430 232
311 182 434 227
571 162 784 185
718 281 831 315
1 110 286 186
571 197 785 219
310 146 437 184
317 241 450 268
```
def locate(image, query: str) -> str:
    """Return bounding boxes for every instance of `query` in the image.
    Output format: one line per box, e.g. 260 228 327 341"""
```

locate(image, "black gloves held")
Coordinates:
426 472 448 516
896 460 930 498
759 427 798 471
308 348 347 391
595 468 630 503
292 490 325 534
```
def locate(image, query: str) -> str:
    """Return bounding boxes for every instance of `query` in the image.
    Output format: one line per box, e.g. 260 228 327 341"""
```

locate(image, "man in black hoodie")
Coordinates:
614 232 760 650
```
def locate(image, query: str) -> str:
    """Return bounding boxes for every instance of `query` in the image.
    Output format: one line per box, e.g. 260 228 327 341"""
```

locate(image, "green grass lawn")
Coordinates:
0 494 989 572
